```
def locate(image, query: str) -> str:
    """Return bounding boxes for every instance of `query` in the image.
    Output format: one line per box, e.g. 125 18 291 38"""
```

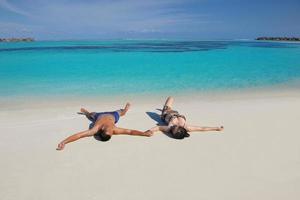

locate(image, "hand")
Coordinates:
56 142 65 151
217 126 224 131
144 130 154 137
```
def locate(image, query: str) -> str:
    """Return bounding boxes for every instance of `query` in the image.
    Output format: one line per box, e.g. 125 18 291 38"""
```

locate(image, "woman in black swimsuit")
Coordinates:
145 97 224 139
56 103 151 151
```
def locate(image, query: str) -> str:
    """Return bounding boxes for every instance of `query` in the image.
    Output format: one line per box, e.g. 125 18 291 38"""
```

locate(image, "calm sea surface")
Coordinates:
1 40 300 99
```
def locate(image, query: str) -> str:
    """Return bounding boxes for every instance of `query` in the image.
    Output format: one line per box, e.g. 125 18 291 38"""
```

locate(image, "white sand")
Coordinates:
1 90 300 200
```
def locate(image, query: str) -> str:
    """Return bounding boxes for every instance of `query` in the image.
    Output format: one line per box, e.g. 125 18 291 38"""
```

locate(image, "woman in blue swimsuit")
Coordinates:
56 103 151 151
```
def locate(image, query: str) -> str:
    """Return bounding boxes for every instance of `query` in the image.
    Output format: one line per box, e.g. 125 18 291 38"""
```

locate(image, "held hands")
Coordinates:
144 130 154 137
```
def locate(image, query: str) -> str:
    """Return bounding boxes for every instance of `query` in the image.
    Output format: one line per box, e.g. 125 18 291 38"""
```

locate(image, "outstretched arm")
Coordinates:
113 127 153 137
144 126 170 135
56 127 98 151
186 125 224 132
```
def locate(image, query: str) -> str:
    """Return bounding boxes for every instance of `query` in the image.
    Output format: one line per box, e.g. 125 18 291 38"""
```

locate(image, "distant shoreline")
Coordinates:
0 38 34 42
256 37 300 42
1 38 300 42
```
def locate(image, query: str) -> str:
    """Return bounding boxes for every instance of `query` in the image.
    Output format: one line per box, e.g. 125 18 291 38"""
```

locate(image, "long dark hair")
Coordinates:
170 125 190 139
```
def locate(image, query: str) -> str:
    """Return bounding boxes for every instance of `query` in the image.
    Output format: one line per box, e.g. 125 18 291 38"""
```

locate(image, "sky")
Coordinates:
0 0 300 40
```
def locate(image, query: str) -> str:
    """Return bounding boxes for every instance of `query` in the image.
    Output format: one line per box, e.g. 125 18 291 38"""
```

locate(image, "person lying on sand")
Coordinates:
56 103 151 150
145 97 224 139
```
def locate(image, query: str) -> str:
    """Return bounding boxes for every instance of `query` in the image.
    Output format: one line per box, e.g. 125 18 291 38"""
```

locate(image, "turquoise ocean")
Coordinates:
1 40 300 99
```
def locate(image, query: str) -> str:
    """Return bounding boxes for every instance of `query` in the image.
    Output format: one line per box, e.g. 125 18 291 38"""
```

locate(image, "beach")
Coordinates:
1 89 300 200
1 0 300 198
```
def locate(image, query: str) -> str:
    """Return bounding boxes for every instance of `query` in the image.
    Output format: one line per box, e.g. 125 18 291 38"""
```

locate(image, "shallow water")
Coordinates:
1 40 300 99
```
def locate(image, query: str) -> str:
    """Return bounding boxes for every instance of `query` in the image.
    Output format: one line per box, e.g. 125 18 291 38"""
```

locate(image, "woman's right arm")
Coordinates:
145 126 170 135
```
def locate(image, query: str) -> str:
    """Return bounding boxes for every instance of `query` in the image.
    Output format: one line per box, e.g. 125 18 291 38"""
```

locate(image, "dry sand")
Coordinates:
1 90 300 200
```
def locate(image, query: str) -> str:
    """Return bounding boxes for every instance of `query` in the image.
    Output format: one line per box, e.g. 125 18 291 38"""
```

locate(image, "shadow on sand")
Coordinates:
146 110 173 138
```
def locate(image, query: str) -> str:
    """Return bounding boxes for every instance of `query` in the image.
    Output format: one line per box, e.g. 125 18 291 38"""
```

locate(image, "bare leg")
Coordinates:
119 102 131 117
79 108 96 121
56 127 98 151
164 96 174 109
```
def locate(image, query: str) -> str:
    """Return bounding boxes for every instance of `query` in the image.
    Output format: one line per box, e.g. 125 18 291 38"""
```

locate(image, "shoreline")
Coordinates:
1 86 299 128
1 82 299 111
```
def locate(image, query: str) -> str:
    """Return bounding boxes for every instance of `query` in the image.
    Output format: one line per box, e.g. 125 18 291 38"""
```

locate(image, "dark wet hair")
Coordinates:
170 126 190 139
94 130 111 142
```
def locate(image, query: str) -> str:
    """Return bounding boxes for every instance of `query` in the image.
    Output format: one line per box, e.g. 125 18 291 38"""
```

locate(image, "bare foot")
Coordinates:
79 108 90 115
120 103 131 116
56 142 65 151
218 126 224 131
